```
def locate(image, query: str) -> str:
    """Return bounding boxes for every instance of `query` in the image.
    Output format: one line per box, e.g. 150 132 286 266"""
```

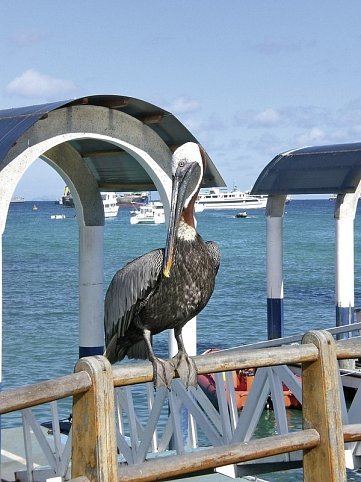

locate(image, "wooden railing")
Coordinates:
1 330 361 482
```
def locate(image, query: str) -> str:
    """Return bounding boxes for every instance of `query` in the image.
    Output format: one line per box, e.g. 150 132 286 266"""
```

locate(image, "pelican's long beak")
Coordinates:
163 161 200 277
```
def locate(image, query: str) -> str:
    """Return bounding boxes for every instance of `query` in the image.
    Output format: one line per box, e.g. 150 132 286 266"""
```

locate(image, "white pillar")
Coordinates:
266 196 286 339
335 205 355 340
169 318 197 357
79 225 104 357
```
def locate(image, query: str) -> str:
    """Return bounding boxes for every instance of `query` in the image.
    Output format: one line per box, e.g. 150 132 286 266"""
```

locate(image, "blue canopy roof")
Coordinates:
0 95 225 191
251 142 361 195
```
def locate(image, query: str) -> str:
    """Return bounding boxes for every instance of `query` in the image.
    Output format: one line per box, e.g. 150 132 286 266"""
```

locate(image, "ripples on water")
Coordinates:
2 200 361 479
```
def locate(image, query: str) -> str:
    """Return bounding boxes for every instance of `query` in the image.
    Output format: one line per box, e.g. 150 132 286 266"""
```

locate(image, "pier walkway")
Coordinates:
1 328 361 482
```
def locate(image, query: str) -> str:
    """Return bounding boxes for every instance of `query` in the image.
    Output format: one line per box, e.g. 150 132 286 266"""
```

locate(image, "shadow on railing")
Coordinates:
1 329 361 482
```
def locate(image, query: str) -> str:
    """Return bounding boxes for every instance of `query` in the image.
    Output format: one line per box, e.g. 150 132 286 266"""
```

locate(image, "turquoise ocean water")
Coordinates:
2 199 361 480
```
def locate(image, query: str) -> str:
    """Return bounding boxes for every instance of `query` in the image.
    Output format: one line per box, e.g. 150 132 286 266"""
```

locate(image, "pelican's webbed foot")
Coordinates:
151 357 175 390
172 351 198 389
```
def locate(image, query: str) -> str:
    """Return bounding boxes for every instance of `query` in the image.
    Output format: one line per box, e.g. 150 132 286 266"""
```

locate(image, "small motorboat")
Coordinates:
130 201 165 225
32 204 38 211
50 214 66 220
197 349 301 411
235 211 247 218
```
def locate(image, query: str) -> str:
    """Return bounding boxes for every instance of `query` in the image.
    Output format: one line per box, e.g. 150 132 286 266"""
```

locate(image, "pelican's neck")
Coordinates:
182 191 198 228
177 219 197 241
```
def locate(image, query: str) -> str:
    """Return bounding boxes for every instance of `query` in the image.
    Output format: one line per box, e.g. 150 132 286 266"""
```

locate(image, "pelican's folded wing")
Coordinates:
104 248 164 345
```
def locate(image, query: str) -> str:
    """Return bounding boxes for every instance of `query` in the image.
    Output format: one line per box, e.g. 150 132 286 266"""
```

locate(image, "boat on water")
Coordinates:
10 196 25 203
196 187 267 210
198 349 301 411
117 191 149 207
101 192 119 218
32 204 38 211
60 187 119 217
130 201 165 225
235 211 248 218
61 186 74 208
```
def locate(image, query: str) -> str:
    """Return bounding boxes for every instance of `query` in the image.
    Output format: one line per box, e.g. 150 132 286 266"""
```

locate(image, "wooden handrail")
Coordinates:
118 429 320 482
1 337 359 416
335 337 361 359
0 370 91 415
344 423 361 442
0 331 360 482
111 342 319 387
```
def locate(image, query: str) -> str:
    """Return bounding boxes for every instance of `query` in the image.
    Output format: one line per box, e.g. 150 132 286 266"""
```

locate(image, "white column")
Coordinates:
169 318 197 357
266 195 286 339
79 225 104 357
335 214 355 338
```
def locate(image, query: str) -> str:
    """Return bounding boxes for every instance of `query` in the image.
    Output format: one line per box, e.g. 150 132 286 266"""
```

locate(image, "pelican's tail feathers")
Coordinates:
126 339 149 360
104 334 149 364
104 334 127 364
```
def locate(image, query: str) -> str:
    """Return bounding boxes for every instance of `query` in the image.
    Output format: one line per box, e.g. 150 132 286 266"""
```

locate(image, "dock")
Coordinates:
1 329 361 482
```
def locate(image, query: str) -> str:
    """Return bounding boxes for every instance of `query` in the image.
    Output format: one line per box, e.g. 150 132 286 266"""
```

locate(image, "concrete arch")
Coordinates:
0 105 173 231
0 104 177 362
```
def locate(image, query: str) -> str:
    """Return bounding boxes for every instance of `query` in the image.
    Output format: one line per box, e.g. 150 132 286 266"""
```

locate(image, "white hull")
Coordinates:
198 200 267 210
197 188 267 210
130 202 165 225
101 192 119 218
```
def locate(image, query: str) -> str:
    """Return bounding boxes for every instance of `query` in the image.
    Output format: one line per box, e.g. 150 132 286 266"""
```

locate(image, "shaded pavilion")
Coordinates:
252 142 361 339
0 94 225 393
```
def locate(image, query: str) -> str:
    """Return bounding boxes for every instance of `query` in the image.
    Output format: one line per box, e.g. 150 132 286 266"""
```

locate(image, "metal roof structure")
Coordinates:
251 142 361 195
0 94 225 192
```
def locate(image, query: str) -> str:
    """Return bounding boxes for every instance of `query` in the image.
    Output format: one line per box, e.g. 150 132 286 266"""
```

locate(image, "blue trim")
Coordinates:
336 306 354 340
267 298 284 340
79 346 104 358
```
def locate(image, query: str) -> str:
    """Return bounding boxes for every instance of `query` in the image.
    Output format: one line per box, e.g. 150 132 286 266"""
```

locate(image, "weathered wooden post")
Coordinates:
302 330 346 481
71 356 117 482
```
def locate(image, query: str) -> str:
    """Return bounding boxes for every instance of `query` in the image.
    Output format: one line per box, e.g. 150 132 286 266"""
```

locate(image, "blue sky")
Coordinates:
1 0 361 200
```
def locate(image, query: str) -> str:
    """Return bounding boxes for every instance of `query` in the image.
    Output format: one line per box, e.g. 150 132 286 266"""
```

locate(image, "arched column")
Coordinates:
334 190 360 339
266 195 287 339
0 105 174 370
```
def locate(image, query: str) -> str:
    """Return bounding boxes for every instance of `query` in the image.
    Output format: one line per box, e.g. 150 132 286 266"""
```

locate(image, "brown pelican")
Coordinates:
104 142 220 388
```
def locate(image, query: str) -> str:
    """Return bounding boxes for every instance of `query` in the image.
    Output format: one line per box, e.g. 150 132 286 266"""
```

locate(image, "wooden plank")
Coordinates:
71 356 118 482
118 429 320 482
335 337 361 359
343 423 361 442
0 371 91 414
112 343 319 387
302 330 346 482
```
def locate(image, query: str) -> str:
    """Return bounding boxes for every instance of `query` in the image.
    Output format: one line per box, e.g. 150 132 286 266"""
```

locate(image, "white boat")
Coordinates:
11 196 25 203
101 192 119 218
130 202 165 225
51 214 66 220
196 187 267 210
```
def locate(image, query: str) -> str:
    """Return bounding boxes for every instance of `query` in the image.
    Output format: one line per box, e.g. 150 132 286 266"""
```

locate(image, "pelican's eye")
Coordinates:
179 161 185 168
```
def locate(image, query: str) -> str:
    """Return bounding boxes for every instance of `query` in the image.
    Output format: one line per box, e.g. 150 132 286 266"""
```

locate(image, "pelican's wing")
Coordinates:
205 241 221 274
104 248 164 345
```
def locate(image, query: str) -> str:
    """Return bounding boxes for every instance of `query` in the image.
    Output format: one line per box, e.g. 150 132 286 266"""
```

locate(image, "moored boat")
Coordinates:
130 201 165 225
62 186 74 208
196 187 267 210
60 188 119 217
198 349 301 411
10 196 25 203
101 192 119 218
117 191 149 207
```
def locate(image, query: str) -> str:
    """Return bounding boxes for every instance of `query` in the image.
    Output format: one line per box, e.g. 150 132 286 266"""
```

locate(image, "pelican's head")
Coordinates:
163 142 205 278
